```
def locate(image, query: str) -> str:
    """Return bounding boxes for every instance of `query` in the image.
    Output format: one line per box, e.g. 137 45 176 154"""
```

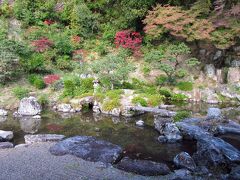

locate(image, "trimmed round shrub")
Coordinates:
132 96 148 107
177 81 193 91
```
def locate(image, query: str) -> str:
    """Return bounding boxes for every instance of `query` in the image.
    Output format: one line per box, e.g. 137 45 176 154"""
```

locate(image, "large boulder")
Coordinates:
0 130 13 141
0 109 8 116
24 134 65 144
115 157 171 176
177 122 240 167
18 97 42 116
193 136 240 166
174 152 196 171
49 136 122 164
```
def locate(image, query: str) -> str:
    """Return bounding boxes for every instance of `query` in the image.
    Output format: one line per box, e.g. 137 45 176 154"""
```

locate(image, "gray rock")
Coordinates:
115 157 170 176
194 136 240 166
231 60 240 67
130 106 176 117
0 109 8 116
18 96 42 116
25 134 65 144
204 64 216 79
177 122 240 166
136 120 144 127
154 116 172 134
163 123 182 143
49 136 122 164
56 104 72 113
0 130 13 141
0 142 14 149
217 125 240 135
213 50 222 60
207 108 222 119
176 122 210 140
228 67 240 84
173 152 196 171
162 169 193 180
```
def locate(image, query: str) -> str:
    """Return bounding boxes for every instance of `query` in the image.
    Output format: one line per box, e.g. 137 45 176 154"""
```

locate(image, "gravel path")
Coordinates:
0 143 159 180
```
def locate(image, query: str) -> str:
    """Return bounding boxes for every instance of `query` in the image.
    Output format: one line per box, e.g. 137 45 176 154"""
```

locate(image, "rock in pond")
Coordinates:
18 96 42 116
56 104 72 113
207 108 222 120
49 136 122 164
154 117 182 143
115 157 170 176
0 109 8 116
136 120 144 127
173 152 196 171
0 142 14 149
0 130 13 141
24 134 65 144
177 122 240 166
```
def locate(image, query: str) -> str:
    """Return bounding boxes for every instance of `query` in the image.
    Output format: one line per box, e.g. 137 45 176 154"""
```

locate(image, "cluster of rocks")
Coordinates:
0 108 14 149
153 107 240 178
53 96 94 113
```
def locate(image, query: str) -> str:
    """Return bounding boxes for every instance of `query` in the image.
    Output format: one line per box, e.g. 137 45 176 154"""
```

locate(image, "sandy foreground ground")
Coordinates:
0 142 159 180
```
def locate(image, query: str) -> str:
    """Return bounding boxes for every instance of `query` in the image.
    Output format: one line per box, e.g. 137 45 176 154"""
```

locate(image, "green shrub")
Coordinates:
132 96 148 107
174 111 191 122
75 78 94 96
155 75 168 86
147 94 164 107
38 94 49 107
22 53 45 73
63 79 76 97
177 81 193 91
33 78 46 89
28 74 46 89
171 93 188 102
12 87 29 99
56 55 72 70
105 89 123 99
102 99 120 111
159 87 173 98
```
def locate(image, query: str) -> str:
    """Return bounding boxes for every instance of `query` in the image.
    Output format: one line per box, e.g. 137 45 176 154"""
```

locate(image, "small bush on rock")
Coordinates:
174 111 191 122
132 96 148 107
177 81 193 91
12 87 29 99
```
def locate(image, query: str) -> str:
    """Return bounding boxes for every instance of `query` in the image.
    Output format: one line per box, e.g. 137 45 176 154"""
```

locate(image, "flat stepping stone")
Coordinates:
24 134 65 144
0 142 14 149
49 136 123 164
115 157 171 176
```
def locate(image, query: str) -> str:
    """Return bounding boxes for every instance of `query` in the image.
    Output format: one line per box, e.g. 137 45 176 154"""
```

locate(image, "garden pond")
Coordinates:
0 102 240 169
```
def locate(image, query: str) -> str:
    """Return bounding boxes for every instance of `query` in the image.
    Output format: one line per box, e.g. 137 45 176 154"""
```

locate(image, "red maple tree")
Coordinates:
114 30 142 56
31 37 54 52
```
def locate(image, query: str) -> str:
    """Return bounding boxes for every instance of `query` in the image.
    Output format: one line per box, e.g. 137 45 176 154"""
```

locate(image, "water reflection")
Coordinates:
19 117 41 134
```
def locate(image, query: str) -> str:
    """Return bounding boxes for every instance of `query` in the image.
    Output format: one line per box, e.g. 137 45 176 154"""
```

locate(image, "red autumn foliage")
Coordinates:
31 37 54 52
43 19 55 26
44 74 60 85
114 30 142 56
46 124 63 132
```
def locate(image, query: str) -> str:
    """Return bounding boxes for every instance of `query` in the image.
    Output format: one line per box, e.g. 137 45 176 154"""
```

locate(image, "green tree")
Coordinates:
90 53 135 89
